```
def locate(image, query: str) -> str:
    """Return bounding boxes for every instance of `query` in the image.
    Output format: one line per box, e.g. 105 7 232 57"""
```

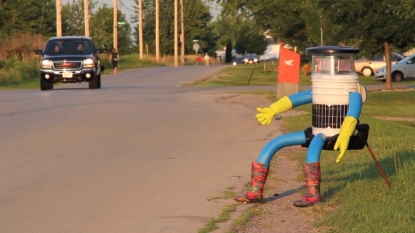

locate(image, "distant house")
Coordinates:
215 49 243 63
259 44 280 61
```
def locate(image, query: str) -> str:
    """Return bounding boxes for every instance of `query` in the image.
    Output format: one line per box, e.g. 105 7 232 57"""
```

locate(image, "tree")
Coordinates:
88 4 114 50
210 0 248 49
234 23 267 55
0 0 56 38
90 4 132 54
217 0 321 52
132 0 215 55
316 0 415 89
62 0 97 36
62 1 133 54
225 38 232 63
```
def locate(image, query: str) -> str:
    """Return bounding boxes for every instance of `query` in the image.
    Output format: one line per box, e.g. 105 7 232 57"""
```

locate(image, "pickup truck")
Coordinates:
35 36 104 91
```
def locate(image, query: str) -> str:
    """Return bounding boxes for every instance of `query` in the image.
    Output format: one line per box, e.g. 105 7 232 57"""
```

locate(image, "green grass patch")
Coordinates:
207 186 238 201
211 89 415 232
187 64 415 87
0 54 166 89
0 60 40 89
273 89 415 232
230 208 262 233
100 53 165 74
198 203 239 233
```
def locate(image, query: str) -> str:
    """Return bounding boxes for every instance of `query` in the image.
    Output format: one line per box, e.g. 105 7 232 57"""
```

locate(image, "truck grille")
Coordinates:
53 61 82 70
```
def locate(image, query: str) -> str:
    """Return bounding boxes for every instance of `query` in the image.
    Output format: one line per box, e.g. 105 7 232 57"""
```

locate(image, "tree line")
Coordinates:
2 0 415 82
214 0 415 88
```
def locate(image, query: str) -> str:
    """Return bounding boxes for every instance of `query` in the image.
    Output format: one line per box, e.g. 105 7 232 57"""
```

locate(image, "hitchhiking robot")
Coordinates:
235 46 370 207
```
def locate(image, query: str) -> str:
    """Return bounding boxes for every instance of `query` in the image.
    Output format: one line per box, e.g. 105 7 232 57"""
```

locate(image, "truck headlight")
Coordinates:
40 60 53 69
83 58 95 68
254 59 258 62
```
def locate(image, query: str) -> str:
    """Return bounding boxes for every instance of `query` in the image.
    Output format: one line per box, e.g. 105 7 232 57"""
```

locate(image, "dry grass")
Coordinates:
302 63 311 76
0 33 48 62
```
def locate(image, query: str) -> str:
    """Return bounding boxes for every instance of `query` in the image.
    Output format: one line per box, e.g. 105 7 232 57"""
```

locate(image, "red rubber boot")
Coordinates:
293 162 322 207
235 161 269 203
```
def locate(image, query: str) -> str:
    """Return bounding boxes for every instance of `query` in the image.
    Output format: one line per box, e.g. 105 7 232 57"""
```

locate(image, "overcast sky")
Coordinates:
63 0 136 23
63 0 219 24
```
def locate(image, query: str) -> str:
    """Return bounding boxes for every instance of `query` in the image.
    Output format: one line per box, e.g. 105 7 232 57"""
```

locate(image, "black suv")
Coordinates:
244 53 259 64
35 36 104 91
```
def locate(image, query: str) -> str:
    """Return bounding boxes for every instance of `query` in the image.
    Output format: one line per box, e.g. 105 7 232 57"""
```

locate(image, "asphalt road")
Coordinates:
0 65 278 233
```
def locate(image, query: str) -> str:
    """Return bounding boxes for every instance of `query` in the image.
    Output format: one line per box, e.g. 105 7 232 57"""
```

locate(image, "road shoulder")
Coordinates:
211 92 322 233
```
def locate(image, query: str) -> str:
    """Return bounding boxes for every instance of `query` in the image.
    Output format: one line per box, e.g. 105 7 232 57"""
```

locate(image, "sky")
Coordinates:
63 0 220 24
62 0 137 23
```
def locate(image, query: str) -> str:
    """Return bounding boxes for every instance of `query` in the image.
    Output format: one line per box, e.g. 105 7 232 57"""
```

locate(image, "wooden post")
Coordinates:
84 0 89 37
174 0 178 67
56 0 62 36
138 0 143 59
180 0 185 64
155 0 160 62
113 0 118 50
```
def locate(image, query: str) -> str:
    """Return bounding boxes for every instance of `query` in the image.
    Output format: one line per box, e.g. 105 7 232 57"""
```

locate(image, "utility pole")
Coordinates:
56 0 62 37
320 15 324 46
174 0 178 67
113 0 118 50
155 0 160 62
84 0 90 37
138 0 143 59
180 0 185 64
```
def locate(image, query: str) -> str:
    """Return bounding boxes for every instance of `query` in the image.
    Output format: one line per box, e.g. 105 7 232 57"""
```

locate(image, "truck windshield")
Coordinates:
44 40 93 55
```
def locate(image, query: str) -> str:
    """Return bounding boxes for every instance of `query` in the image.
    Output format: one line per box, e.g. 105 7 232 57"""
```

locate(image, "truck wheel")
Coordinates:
88 76 98 89
40 78 49 91
48 82 54 90
97 73 101 89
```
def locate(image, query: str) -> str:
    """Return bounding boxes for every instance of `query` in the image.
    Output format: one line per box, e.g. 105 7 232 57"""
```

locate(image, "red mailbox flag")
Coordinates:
278 47 300 84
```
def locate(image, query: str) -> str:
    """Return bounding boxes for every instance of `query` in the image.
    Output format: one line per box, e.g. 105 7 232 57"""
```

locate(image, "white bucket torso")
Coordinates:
311 73 359 136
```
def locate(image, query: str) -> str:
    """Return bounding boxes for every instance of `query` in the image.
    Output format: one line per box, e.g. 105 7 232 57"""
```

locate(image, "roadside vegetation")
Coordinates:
0 52 165 90
0 34 204 90
282 90 415 232
187 63 415 87
192 65 415 232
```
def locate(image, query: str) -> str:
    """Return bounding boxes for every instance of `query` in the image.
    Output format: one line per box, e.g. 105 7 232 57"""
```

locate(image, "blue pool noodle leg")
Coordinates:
306 133 326 163
257 131 306 165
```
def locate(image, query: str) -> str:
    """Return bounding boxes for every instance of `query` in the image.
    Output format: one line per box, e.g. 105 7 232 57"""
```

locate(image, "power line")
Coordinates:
118 0 135 12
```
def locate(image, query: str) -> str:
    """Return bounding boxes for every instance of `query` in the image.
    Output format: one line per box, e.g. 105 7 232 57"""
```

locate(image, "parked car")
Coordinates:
354 52 405 76
232 57 244 65
244 53 259 64
259 56 278 62
374 54 415 82
35 36 104 91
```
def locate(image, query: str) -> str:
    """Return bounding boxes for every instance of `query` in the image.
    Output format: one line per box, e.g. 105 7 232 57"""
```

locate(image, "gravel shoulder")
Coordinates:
212 93 323 233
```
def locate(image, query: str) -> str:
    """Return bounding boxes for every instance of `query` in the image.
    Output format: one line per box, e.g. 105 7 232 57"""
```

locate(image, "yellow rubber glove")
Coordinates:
334 116 358 163
256 96 292 125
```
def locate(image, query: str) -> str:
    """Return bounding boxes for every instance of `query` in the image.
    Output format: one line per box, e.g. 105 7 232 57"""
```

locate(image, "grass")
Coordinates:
229 208 262 233
99 53 166 74
249 90 415 232
198 203 240 233
0 53 197 89
187 62 415 87
189 64 415 232
198 186 242 233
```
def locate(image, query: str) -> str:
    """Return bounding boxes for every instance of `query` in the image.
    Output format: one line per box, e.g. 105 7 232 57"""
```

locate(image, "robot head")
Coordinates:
307 46 359 76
